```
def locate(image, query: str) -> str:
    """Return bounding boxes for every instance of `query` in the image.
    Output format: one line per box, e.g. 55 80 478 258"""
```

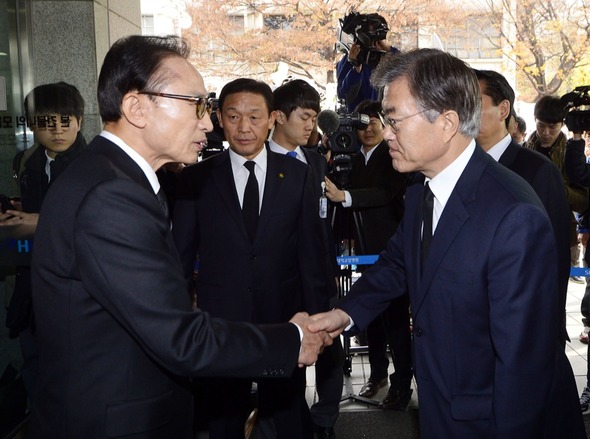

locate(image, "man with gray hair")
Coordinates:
309 49 585 438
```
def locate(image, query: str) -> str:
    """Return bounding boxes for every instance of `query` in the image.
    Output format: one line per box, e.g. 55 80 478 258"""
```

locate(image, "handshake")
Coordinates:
289 308 352 367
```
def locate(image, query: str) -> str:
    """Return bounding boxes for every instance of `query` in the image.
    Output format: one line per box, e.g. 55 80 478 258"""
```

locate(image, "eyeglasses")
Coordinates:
378 109 429 133
138 91 213 119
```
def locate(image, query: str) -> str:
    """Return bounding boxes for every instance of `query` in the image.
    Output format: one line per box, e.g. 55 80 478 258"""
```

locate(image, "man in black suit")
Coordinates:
324 100 412 410
173 78 328 439
474 69 571 344
269 79 344 439
28 35 329 439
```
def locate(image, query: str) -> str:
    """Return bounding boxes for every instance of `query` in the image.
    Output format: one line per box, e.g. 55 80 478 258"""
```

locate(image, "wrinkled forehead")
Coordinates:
155 56 208 96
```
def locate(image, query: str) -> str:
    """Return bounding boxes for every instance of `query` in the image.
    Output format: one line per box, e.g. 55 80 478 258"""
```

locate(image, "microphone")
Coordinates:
317 110 340 134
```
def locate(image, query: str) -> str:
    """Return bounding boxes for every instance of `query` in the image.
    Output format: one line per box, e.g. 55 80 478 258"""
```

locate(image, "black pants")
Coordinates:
366 295 413 391
310 335 344 429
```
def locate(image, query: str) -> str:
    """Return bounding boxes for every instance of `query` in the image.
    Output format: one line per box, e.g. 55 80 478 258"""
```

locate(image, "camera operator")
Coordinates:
336 12 400 113
324 100 413 410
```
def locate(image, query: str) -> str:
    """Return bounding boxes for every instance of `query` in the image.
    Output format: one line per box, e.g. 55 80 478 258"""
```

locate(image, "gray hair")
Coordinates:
371 48 481 138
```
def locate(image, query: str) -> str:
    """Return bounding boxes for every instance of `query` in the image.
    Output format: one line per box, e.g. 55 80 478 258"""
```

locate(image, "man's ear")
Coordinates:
268 110 277 129
498 100 511 122
275 110 286 125
216 109 223 128
121 93 147 128
440 110 460 143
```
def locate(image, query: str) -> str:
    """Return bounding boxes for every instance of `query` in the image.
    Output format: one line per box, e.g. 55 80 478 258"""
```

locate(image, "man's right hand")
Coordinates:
289 312 333 368
307 309 351 338
347 43 363 72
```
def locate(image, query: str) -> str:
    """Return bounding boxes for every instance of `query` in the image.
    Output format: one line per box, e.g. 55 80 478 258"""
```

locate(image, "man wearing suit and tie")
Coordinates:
474 69 572 345
28 36 330 439
269 79 344 439
173 78 327 439
309 49 585 438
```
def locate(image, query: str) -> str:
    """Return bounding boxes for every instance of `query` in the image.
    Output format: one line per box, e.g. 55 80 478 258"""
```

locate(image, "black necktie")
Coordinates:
156 188 170 222
421 182 434 269
242 161 259 242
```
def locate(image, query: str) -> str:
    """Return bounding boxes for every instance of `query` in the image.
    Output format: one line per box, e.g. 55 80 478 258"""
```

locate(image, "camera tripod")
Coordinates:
330 204 382 407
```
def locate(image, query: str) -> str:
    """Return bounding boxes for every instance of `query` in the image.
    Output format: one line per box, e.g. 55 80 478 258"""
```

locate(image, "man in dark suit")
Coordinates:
474 69 572 345
28 35 329 439
269 79 344 439
173 78 327 439
309 49 585 438
324 99 411 411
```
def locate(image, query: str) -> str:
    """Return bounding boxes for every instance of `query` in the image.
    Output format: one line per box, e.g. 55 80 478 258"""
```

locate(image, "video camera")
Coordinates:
337 11 389 69
561 86 590 132
317 102 370 188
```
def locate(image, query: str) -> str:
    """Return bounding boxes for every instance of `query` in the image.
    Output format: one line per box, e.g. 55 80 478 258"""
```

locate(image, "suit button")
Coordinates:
250 254 257 261
415 328 423 337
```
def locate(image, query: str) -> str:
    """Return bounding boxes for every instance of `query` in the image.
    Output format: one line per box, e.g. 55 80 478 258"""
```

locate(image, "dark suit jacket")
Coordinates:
348 141 407 254
498 140 572 342
173 146 328 323
29 136 300 439
301 147 339 301
339 146 584 438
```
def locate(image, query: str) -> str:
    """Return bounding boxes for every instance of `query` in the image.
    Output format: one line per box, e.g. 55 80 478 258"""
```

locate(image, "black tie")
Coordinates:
156 188 170 222
242 161 259 242
421 182 434 269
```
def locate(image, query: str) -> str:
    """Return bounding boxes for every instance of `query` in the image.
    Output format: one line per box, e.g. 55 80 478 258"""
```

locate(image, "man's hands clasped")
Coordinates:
290 309 352 367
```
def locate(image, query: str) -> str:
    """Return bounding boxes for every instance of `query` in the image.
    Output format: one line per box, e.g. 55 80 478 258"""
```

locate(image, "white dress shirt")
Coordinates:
229 147 267 212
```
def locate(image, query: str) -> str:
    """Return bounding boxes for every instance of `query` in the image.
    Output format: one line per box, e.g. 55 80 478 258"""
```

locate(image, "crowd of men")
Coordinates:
1 18 590 439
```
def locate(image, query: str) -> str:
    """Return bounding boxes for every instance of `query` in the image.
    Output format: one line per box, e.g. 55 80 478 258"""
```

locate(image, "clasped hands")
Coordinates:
289 308 352 367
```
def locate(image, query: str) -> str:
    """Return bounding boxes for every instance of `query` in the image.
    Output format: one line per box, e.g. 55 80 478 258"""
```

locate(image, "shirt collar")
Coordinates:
100 130 160 194
486 133 512 162
361 143 379 163
427 139 476 210
228 145 268 174
268 138 306 163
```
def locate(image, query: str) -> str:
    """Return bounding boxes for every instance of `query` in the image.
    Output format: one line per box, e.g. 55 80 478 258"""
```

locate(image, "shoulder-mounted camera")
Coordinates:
561 86 590 132
337 12 389 69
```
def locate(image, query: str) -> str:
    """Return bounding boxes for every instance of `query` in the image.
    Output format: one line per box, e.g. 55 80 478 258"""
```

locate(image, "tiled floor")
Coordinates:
305 278 589 412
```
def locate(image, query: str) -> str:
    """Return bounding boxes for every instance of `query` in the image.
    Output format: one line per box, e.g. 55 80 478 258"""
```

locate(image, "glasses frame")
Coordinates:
378 109 430 133
138 91 213 119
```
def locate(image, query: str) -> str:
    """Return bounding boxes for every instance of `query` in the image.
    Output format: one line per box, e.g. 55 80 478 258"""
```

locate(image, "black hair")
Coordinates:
534 95 566 124
97 35 190 122
24 81 84 124
474 69 515 130
354 99 381 118
218 78 273 115
515 116 527 133
272 79 320 117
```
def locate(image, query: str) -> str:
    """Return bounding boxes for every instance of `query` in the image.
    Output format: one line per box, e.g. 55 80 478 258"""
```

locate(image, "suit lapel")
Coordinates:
94 138 153 191
412 147 488 317
498 141 519 168
301 148 324 199
209 152 249 238
257 151 284 241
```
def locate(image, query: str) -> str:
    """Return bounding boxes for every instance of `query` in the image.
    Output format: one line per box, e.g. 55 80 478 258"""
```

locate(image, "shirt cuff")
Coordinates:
342 191 352 208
